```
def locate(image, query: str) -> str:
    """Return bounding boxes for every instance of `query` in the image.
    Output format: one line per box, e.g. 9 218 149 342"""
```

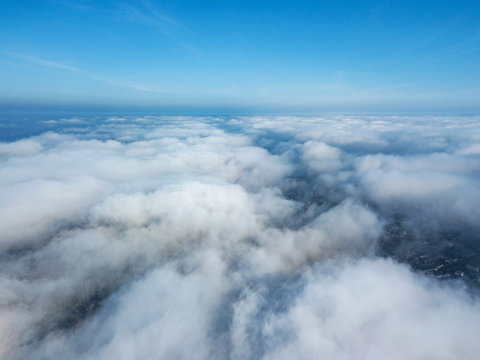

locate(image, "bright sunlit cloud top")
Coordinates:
1 0 479 111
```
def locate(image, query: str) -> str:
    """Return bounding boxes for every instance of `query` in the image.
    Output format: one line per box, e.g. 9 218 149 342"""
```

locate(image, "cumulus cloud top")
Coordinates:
1 115 480 359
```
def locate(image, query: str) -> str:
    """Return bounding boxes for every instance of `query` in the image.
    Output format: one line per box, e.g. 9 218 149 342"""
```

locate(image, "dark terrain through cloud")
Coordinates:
1 114 480 359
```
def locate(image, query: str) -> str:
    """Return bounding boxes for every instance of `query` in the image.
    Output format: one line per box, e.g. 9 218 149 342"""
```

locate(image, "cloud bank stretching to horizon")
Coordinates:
1 115 480 359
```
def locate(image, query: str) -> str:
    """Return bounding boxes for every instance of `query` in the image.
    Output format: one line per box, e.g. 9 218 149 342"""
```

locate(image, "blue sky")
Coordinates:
0 0 479 112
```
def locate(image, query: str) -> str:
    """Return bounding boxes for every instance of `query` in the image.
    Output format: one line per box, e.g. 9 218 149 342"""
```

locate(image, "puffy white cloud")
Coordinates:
302 141 343 173
0 138 43 157
355 153 480 227
1 114 480 359
261 259 480 360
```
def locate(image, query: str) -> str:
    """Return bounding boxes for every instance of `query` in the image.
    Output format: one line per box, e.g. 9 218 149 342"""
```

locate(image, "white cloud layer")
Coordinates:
1 115 480 359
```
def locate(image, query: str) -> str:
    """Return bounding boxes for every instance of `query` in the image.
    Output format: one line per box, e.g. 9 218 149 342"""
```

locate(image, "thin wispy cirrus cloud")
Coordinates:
54 0 199 54
5 52 169 94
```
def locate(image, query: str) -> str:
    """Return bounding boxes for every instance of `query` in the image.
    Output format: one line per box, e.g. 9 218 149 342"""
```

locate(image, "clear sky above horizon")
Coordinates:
1 0 479 112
